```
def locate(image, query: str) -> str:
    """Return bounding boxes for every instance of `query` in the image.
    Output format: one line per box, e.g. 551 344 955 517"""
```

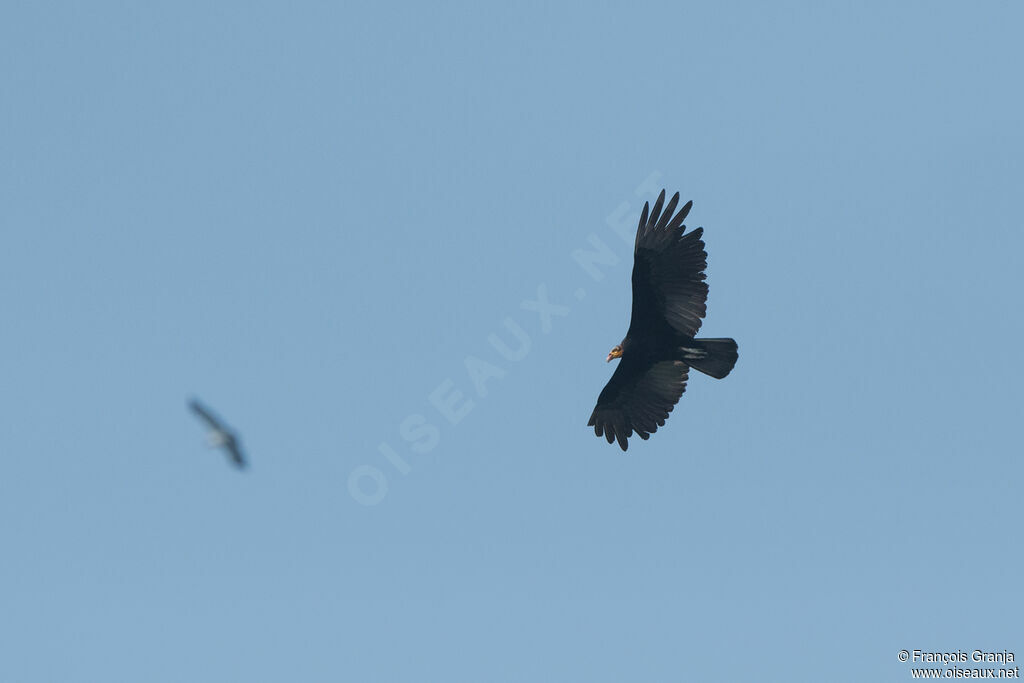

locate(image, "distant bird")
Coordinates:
588 190 738 451
188 398 247 469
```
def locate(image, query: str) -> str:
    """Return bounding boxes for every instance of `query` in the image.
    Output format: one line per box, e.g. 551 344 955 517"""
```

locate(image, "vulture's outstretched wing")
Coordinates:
223 436 247 469
588 358 690 451
629 190 709 338
188 399 224 431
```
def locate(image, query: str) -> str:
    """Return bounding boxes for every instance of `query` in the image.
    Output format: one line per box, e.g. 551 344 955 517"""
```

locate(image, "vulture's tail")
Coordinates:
681 338 739 379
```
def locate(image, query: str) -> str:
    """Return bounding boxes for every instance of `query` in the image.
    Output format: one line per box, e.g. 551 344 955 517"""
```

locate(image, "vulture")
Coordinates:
188 398 247 469
588 190 738 451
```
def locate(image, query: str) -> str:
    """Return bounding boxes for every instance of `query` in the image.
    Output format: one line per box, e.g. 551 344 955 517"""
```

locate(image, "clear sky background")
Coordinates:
2 2 1022 682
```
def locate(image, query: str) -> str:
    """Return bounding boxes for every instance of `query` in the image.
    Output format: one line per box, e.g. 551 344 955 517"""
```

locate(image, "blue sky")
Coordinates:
2 2 1022 681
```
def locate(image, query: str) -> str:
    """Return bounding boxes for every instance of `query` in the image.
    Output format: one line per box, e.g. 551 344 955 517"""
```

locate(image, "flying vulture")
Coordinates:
188 398 247 469
588 190 738 451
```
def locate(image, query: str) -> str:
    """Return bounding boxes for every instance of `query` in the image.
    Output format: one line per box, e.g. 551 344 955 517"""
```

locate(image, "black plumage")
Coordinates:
189 398 247 469
588 190 738 451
